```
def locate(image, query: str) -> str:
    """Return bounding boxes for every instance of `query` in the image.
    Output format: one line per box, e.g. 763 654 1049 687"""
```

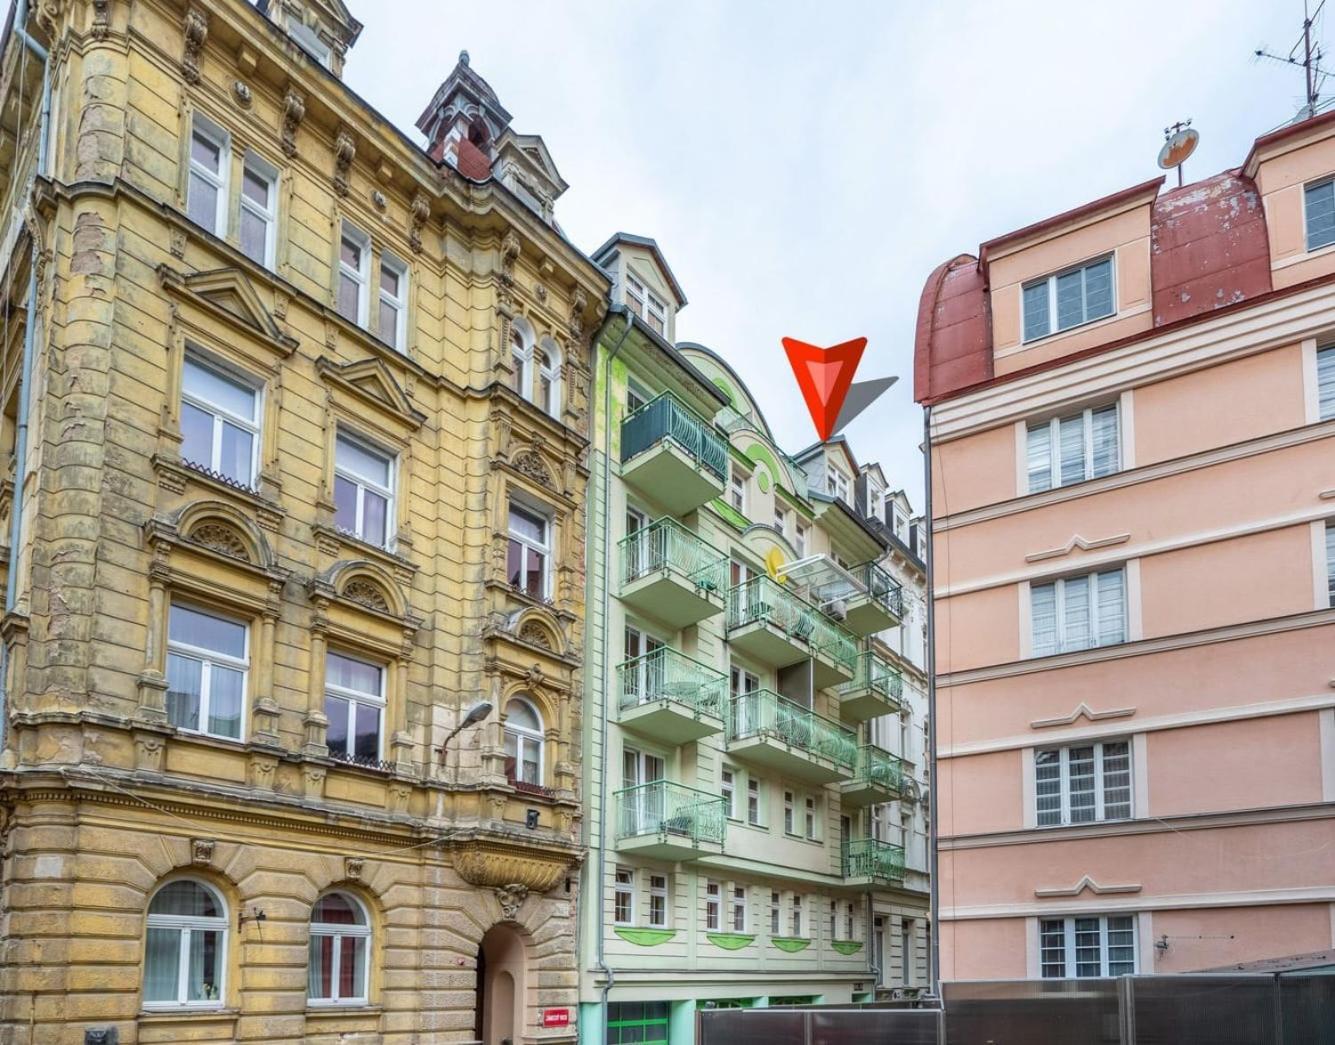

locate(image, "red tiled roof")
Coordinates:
454 137 492 181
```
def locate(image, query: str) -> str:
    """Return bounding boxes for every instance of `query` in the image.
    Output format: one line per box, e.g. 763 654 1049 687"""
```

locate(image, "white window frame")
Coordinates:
747 777 762 826
324 651 385 764
307 893 371 1006
1030 568 1127 656
180 353 261 487
705 881 721 931
791 894 803 938
166 602 249 742
728 472 747 514
1318 344 1335 421
187 114 229 237
731 886 747 932
1034 739 1133 827
377 254 409 351
504 696 546 786
1040 914 1138 978
783 790 795 835
721 768 736 819
795 521 809 558
769 891 781 935
613 868 635 926
1326 520 1335 608
507 502 551 600
1022 253 1116 342
826 467 851 503
288 19 332 67
648 874 668 928
1026 403 1120 493
867 484 884 522
338 223 371 327
535 339 562 417
804 795 818 840
238 151 279 269
143 880 228 1010
625 272 668 335
774 505 787 535
333 432 396 549
1304 176 1335 252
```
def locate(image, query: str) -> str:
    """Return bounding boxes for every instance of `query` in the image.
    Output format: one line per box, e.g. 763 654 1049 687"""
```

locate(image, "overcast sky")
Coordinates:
348 0 1313 507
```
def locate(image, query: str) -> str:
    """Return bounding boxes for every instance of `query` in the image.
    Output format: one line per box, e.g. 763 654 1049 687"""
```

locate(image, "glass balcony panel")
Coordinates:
614 780 727 860
836 651 904 721
726 689 857 784
840 744 905 807
619 518 727 629
620 392 728 514
616 647 727 743
842 837 906 884
726 575 858 684
843 561 905 634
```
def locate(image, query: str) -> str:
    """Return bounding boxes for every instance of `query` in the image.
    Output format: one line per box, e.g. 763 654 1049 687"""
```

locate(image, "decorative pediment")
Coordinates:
316 357 426 430
159 265 298 355
1026 532 1130 563
1030 703 1136 729
312 559 412 621
1035 875 1142 898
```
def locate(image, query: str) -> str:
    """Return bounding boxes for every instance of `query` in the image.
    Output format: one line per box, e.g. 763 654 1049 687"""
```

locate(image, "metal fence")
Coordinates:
697 975 1335 1045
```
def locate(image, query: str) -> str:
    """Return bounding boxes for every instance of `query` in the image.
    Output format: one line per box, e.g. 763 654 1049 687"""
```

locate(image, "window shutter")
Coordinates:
1095 570 1126 646
1026 424 1053 493
1030 583 1058 656
1058 416 1086 487
1023 282 1050 341
1061 574 1091 651
1090 406 1119 477
1318 346 1335 421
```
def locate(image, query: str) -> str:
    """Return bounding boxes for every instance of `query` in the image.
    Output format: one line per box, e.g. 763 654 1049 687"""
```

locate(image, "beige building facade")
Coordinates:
0 0 606 1042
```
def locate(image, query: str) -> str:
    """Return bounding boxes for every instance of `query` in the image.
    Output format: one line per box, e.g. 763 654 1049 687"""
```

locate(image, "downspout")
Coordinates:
922 405 940 1002
4 0 53 746
594 308 634 1044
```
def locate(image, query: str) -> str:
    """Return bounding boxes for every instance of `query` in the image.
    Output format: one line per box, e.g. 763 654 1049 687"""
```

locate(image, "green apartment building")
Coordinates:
579 234 925 1044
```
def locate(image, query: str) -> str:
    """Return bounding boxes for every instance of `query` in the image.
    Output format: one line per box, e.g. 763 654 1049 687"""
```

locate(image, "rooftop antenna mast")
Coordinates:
1255 0 1330 119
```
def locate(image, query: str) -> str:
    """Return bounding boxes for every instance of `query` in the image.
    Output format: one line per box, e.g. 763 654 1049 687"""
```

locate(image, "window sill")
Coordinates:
1018 309 1121 349
306 1003 381 1017
153 454 286 529
139 1007 236 1021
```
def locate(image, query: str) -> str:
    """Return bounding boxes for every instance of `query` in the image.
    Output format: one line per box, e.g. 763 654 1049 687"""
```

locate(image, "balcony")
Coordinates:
725 689 857 785
726 575 857 686
840 745 905 807
842 837 906 886
836 652 903 722
843 561 904 635
616 647 727 744
620 392 728 515
619 518 727 629
614 780 726 861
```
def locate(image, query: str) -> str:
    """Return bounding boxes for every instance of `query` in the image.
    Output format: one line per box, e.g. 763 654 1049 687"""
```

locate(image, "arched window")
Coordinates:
537 340 561 417
144 879 227 1009
510 328 529 397
503 697 544 785
309 892 371 1005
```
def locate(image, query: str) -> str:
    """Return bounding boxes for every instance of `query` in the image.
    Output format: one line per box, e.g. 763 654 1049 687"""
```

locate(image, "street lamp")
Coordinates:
438 700 493 763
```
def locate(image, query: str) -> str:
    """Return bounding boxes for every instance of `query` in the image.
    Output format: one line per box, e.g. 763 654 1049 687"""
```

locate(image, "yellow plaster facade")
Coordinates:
0 0 605 1041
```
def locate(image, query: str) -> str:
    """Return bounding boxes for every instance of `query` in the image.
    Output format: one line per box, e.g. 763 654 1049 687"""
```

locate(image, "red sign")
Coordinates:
782 336 867 441
542 1008 571 1028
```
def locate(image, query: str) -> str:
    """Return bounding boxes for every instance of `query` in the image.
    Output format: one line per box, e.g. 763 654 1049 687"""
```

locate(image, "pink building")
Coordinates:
915 113 1335 980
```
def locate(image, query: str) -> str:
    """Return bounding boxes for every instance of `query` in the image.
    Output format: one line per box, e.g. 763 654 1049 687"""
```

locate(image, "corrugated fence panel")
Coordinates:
1279 974 1335 1045
1129 976 1277 1045
944 979 1121 1045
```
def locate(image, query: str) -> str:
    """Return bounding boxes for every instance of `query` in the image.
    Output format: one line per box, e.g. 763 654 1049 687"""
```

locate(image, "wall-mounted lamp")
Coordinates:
438 701 494 762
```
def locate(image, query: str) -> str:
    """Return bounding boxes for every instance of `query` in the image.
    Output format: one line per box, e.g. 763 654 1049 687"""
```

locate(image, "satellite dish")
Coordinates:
765 547 787 583
1158 126 1199 171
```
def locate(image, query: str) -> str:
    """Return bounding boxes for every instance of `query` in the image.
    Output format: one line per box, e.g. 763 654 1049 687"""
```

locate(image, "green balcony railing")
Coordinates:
853 744 905 793
620 517 728 593
614 780 727 846
842 837 906 882
727 575 858 674
727 689 858 771
617 647 727 720
837 652 904 702
621 391 729 482
853 561 904 619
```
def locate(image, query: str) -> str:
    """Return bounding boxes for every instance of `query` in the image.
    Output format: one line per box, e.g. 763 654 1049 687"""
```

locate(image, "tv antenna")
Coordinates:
1255 0 1331 119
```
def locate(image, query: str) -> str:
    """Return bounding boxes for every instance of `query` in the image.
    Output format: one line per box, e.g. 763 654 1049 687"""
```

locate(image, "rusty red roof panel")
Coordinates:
914 255 991 405
1150 170 1271 326
454 136 493 181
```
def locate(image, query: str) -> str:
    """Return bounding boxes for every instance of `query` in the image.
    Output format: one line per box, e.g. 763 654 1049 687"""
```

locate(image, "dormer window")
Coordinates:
289 20 332 68
1022 255 1114 342
625 274 667 336
1304 177 1335 251
826 467 850 504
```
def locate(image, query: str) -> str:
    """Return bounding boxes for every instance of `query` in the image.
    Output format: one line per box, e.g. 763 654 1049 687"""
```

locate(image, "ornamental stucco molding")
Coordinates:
1034 875 1142 898
1025 532 1131 563
449 842 574 893
1030 703 1136 730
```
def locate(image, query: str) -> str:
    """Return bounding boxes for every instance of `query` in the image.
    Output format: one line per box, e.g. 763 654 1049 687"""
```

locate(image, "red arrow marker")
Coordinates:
782 337 867 441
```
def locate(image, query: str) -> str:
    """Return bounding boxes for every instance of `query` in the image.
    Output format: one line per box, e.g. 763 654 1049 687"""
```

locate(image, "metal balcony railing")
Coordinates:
853 561 904 619
727 689 858 771
852 744 905 792
614 780 727 846
620 517 728 592
727 575 858 674
621 391 728 482
842 837 906 881
837 651 904 701
617 647 727 720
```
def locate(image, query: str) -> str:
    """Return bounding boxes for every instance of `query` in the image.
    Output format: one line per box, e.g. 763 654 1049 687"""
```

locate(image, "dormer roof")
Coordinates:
258 0 362 52
415 49 512 144
592 232 688 307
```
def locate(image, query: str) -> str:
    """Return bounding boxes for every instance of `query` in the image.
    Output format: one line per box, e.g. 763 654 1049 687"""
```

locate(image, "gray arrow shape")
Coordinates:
832 376 898 436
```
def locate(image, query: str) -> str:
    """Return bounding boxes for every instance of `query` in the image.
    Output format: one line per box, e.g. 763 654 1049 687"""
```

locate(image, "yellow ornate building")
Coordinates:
0 0 604 1041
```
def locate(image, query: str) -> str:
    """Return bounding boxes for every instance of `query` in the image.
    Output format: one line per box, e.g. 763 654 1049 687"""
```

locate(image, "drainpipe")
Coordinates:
3 0 53 746
922 405 940 1002
593 308 634 1044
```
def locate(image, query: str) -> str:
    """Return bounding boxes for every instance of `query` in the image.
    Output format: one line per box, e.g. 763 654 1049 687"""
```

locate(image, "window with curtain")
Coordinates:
1035 740 1132 826
324 651 384 765
506 503 550 599
180 354 260 487
1040 915 1137 977
1026 404 1120 493
187 115 228 236
1022 255 1114 341
143 880 227 1008
503 696 544 785
537 340 561 417
333 433 395 548
337 224 370 325
1305 178 1335 251
1030 568 1127 656
166 603 247 741
308 893 370 1005
1319 345 1335 421
377 256 408 350
239 153 278 268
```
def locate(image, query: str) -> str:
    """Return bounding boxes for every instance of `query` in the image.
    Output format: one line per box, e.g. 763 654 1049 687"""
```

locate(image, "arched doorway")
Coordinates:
475 924 527 1045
